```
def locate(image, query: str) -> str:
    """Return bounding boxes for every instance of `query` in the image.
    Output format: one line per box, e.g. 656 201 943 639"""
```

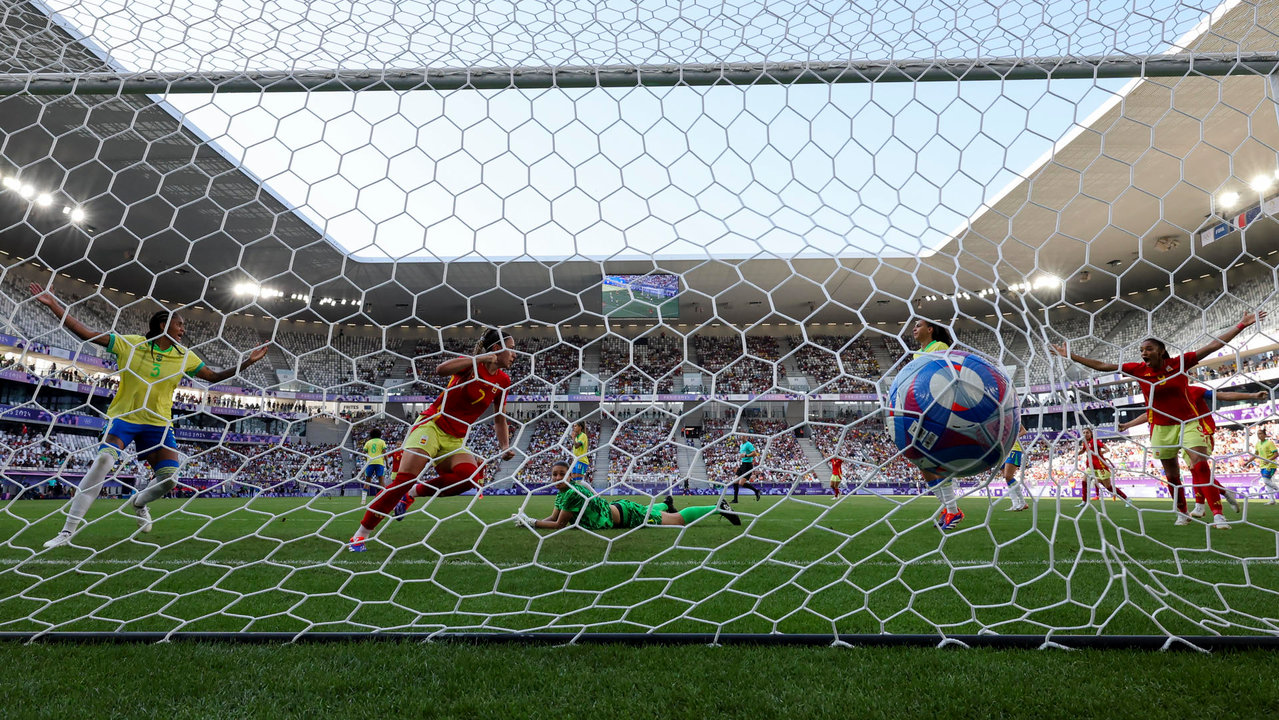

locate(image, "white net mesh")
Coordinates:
1 0 1279 640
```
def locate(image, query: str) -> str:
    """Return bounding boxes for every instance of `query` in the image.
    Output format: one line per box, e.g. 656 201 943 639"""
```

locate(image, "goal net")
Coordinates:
1 0 1279 644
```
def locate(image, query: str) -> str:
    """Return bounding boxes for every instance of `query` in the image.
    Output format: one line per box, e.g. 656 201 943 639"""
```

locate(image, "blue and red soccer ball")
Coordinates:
886 349 1019 478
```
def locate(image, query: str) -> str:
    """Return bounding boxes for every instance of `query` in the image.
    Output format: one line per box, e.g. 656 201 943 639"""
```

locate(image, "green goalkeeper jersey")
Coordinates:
553 482 613 529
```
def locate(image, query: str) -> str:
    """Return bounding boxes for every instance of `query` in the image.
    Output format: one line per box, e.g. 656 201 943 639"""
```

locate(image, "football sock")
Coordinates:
733 484 740 502
357 471 417 536
678 505 718 523
935 483 958 513
1191 460 1222 516
132 462 179 507
61 448 118 534
423 462 480 497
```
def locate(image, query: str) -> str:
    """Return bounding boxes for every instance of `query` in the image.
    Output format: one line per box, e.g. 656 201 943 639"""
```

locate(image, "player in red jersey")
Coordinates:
1053 310 1263 525
1076 427 1127 507
349 328 516 550
829 456 844 498
1119 386 1263 527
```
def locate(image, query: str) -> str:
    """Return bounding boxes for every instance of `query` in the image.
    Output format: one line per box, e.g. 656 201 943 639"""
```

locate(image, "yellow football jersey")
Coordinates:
105 334 205 426
364 438 388 465
914 340 950 359
573 431 590 462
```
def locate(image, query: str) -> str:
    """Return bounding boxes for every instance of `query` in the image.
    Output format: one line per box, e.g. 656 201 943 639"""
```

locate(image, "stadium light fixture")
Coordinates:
1 177 16 189
17 184 34 199
1218 190 1240 209
1250 175 1274 192
35 193 52 207
69 208 85 222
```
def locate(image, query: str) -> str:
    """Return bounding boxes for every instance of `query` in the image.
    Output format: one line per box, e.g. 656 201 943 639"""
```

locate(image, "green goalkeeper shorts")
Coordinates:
611 499 664 528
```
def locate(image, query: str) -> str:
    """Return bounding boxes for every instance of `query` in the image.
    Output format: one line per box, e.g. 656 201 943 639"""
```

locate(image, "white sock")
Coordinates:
62 452 115 534
132 466 178 507
1009 483 1024 505
934 483 958 513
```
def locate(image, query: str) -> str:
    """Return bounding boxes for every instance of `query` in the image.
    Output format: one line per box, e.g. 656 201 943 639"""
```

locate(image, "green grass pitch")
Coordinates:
2 493 1278 638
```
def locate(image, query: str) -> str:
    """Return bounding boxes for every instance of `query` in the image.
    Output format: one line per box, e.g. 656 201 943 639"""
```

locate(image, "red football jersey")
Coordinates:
416 362 510 438
389 449 404 473
1082 436 1109 470
1187 385 1217 434
1120 352 1200 426
830 458 843 476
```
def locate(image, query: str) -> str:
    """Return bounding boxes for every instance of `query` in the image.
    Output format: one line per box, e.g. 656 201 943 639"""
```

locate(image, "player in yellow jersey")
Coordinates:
362 429 389 491
570 420 591 483
30 283 269 548
1252 426 1279 505
909 319 965 529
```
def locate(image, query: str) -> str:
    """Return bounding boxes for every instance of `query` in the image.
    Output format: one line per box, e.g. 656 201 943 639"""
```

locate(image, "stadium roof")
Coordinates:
1 0 1277 329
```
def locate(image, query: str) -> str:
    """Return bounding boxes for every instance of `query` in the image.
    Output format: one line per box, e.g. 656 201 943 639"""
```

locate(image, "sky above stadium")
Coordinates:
39 0 1223 262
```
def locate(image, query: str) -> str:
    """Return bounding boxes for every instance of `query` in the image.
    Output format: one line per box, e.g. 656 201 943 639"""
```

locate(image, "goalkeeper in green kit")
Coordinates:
514 461 741 529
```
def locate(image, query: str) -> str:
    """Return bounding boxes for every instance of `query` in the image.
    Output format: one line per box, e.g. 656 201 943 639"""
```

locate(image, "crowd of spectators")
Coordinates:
608 415 679 481
790 335 879 393
600 334 682 394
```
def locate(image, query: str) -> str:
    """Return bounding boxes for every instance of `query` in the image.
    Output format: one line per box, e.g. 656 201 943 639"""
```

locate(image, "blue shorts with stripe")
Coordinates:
105 419 177 455
1004 451 1022 468
571 460 589 477
1263 468 1276 480
364 464 386 479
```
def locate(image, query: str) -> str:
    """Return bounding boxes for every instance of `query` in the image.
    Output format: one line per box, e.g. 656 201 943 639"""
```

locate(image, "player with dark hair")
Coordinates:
29 283 269 548
349 328 516 551
910 318 963 529
1053 310 1263 525
514 461 740 529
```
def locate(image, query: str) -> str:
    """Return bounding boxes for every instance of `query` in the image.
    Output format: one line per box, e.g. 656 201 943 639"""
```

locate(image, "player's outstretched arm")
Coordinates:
1117 416 1147 432
1049 343 1118 372
533 509 572 529
1212 390 1268 402
1194 311 1267 359
196 346 270 384
28 283 109 347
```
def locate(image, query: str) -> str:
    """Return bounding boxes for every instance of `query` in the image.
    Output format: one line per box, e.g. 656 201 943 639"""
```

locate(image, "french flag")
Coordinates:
1235 206 1261 229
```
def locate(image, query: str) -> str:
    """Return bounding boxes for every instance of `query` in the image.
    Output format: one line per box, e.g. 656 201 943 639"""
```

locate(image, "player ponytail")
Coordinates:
474 327 506 354
924 320 953 347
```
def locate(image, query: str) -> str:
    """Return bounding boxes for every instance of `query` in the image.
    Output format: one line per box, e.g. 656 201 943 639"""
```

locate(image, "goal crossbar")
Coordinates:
5 53 1279 96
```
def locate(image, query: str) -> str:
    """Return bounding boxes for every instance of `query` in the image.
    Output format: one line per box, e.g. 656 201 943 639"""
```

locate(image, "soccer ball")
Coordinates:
886 349 1019 477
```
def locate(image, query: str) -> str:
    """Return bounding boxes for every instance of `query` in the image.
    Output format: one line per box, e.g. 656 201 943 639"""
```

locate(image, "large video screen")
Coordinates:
602 274 680 318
